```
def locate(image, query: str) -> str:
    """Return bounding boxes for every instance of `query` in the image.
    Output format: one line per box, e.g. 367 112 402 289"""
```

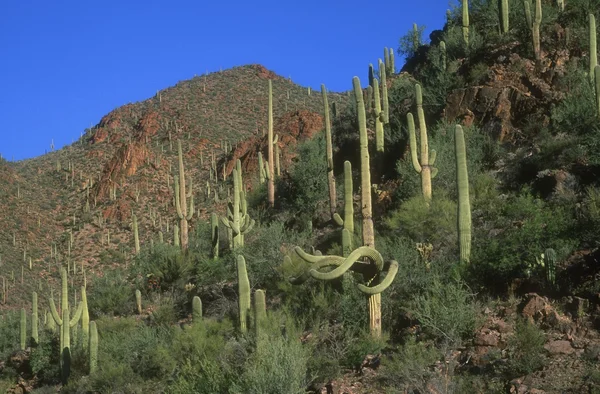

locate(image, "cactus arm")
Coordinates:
309 246 384 280
69 302 83 327
407 113 422 173
294 246 330 264
333 213 344 226
174 176 183 218
430 149 437 166
49 298 63 326
357 260 399 295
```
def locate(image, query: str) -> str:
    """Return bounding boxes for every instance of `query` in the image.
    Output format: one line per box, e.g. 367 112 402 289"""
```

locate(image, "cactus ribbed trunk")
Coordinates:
211 213 219 259
237 255 251 333
413 84 434 202
192 296 202 324
374 78 384 152
455 125 471 264
32 291 38 345
81 286 89 351
352 77 380 338
89 321 98 375
133 214 140 255
20 308 26 350
591 14 597 80
501 0 509 33
175 140 194 250
533 0 542 60
322 84 337 220
267 80 275 207
462 0 469 46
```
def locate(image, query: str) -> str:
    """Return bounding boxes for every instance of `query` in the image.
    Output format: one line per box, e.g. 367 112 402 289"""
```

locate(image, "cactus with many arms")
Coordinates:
455 125 471 265
237 255 251 333
49 268 83 383
175 140 195 250
221 167 254 249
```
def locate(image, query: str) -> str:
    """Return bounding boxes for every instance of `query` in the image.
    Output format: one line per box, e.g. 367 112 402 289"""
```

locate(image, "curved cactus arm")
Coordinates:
294 246 330 264
49 298 63 326
407 113 422 173
220 217 232 229
430 149 437 166
333 213 344 226
186 195 194 220
69 302 83 327
357 260 399 295
431 167 439 179
241 217 255 234
309 246 384 281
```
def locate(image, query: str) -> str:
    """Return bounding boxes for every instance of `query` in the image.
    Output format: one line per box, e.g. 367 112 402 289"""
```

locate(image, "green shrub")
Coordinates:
506 318 547 377
88 269 133 317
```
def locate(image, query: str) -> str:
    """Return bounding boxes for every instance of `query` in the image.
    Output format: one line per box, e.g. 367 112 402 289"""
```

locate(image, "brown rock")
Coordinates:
474 329 500 347
544 340 574 355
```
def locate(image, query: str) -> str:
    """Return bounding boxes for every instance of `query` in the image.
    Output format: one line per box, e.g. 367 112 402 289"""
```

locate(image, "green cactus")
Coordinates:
254 289 266 339
412 23 420 50
174 224 180 247
455 125 471 265
440 41 447 70
501 0 509 33
221 168 255 250
258 152 266 184
373 78 385 152
135 289 142 314
544 248 557 286
591 14 597 81
595 65 600 117
237 255 251 333
32 291 38 345
211 213 219 259
462 0 469 46
379 60 389 125
268 80 275 207
275 143 281 176
389 48 395 74
175 140 195 250
133 214 140 255
333 161 354 257
81 286 89 351
368 63 375 87
384 47 390 73
322 84 337 220
409 84 438 203
533 0 542 60
20 308 26 350
89 321 98 375
49 268 83 383
524 0 532 29
192 295 202 324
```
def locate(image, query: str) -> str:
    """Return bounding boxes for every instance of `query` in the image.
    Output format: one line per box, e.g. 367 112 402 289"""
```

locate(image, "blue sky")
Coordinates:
0 0 450 161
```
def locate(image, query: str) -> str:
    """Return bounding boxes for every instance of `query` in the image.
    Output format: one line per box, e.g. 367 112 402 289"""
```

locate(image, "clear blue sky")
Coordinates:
0 0 450 161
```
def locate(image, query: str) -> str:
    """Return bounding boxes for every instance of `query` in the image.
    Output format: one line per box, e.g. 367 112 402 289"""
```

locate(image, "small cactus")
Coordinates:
237 255 251 333
135 289 142 314
192 296 202 324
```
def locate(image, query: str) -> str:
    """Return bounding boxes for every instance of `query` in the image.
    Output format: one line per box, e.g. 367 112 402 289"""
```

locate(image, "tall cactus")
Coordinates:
373 78 385 152
591 14 597 80
379 60 389 125
322 84 337 220
192 296 202 324
49 268 83 383
32 291 38 345
533 0 542 60
221 168 255 249
175 140 195 250
135 289 142 314
133 214 140 255
20 308 26 350
409 84 438 203
89 321 98 375
462 0 470 46
81 286 89 351
267 80 275 207
544 248 557 286
211 213 219 259
455 125 471 265
501 0 509 33
237 255 251 333
595 65 600 117
524 0 532 29
333 161 354 257
254 289 267 339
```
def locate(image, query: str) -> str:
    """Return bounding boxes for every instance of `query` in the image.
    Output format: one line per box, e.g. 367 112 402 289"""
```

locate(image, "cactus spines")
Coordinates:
533 0 542 60
133 214 140 255
462 0 469 46
175 140 195 250
89 321 98 375
237 255 251 333
32 291 38 345
322 84 337 220
591 14 597 80
409 85 437 203
455 125 471 265
501 0 509 33
254 289 266 338
211 213 219 259
135 289 142 314
192 295 202 324
20 308 26 350
267 80 275 207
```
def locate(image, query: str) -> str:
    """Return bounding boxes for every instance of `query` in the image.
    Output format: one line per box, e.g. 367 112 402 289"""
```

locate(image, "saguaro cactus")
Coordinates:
89 321 98 375
133 214 140 255
379 60 390 125
462 0 470 46
254 289 267 339
192 296 202 324
409 84 438 203
533 0 542 60
20 308 26 350
373 78 385 152
501 0 509 33
237 255 251 333
333 161 354 257
175 140 195 250
81 286 89 351
135 289 142 314
267 80 275 207
591 14 597 80
32 291 38 345
211 213 219 259
49 268 83 383
321 84 337 220
221 168 255 249
455 125 471 265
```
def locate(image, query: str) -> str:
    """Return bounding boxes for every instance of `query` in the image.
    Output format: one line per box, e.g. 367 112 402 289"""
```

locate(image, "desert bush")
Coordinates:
87 269 133 317
505 318 547 377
